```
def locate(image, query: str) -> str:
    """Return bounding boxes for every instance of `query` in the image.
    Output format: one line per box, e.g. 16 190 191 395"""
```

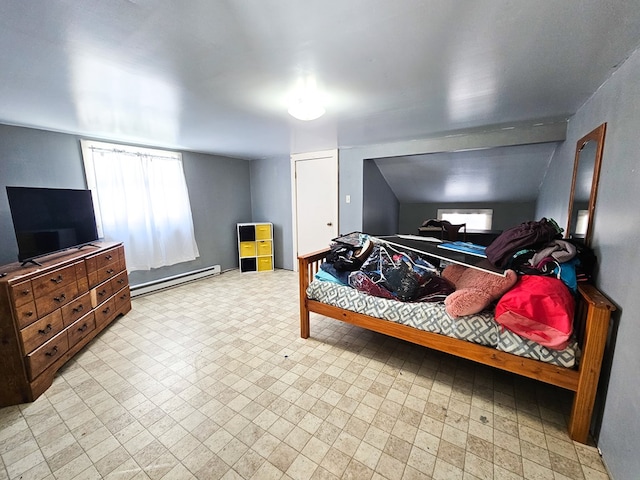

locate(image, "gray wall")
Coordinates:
399 201 537 234
0 125 87 265
0 124 252 286
362 159 399 235
536 47 640 480
249 155 293 270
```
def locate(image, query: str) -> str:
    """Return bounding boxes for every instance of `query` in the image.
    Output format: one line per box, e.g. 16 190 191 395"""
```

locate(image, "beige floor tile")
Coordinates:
407 444 436 477
51 452 93 479
249 460 284 480
300 436 331 465
268 442 299 473
522 457 555 480
217 437 248 467
286 454 318 480
0 270 612 480
9 460 51 480
160 462 197 480
437 439 465 470
432 457 463 480
581 464 610 480
494 445 524 476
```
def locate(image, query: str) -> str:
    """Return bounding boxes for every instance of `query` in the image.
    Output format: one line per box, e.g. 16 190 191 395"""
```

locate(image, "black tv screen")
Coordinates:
6 186 100 263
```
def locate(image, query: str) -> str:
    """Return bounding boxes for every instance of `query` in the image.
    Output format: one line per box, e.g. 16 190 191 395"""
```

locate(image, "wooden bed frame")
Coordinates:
298 248 615 444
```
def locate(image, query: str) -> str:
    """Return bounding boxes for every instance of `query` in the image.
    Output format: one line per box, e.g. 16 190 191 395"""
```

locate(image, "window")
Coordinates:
81 140 199 271
574 210 589 237
437 208 493 230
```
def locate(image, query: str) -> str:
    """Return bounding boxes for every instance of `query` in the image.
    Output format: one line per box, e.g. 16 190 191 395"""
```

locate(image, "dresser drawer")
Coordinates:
86 246 120 271
15 300 37 329
61 292 92 327
94 298 116 328
10 280 34 308
74 261 89 293
26 331 69 380
32 264 77 299
114 286 130 312
20 310 64 355
90 281 114 308
86 247 122 287
35 282 79 318
88 264 122 288
111 271 129 291
67 312 96 348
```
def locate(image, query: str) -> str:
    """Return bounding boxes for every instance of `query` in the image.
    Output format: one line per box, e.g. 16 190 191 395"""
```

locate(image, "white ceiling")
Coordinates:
1 1 640 200
375 143 559 203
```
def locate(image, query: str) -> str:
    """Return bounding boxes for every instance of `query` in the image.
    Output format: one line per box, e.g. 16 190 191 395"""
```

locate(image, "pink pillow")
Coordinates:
442 264 517 317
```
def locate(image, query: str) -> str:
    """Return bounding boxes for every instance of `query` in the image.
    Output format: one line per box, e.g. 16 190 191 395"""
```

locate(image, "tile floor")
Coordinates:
0 269 611 479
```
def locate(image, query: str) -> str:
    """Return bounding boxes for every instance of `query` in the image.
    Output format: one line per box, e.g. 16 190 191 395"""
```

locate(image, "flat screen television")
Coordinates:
6 186 100 264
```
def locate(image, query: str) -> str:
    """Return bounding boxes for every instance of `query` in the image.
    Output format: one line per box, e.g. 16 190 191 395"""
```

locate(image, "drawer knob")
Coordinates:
120 293 128 300
21 289 30 296
50 275 63 284
106 269 115 274
78 324 88 332
53 293 66 303
105 254 113 260
102 307 111 314
38 324 53 335
117 279 125 284
72 304 84 313
26 311 34 317
98 289 107 297
45 346 58 357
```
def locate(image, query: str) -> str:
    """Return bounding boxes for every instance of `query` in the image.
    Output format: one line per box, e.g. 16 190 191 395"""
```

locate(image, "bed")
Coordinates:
298 247 615 444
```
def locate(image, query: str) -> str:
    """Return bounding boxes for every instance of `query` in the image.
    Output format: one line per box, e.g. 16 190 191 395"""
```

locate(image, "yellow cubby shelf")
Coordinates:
237 222 274 273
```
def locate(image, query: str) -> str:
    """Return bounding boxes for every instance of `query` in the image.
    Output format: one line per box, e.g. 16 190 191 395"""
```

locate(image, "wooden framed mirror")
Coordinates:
566 123 607 246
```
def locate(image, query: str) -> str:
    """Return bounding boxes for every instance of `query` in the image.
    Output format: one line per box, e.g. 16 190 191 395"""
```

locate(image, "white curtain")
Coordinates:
81 140 200 271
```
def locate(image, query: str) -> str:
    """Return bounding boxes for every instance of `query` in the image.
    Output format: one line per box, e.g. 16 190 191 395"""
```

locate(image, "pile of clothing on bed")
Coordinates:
318 236 455 302
485 217 596 290
315 219 596 352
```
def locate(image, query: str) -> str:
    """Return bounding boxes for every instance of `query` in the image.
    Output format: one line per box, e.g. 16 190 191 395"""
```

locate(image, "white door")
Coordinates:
291 150 338 269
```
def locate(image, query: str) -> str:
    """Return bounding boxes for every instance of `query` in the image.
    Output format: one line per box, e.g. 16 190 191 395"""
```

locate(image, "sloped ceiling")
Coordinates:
1 1 640 202
374 143 559 203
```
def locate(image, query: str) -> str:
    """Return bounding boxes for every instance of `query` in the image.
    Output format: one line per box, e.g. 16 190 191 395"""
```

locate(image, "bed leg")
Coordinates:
299 255 311 339
568 294 612 443
300 304 310 338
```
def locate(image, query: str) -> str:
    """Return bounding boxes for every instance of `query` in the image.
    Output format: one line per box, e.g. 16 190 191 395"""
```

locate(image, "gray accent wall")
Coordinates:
0 125 88 265
0 124 252 285
249 155 294 270
399 201 536 235
536 46 640 480
362 159 399 236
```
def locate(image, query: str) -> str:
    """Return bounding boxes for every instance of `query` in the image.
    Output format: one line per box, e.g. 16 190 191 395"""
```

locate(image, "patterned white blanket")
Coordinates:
307 280 579 368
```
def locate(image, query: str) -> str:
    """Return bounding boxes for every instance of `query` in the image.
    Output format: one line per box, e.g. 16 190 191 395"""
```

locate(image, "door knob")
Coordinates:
327 222 332 226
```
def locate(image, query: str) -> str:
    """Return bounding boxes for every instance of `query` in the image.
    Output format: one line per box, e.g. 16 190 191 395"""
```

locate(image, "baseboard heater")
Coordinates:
130 264 221 297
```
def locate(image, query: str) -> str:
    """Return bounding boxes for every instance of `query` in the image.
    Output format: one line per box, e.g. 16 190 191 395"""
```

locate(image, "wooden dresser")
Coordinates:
0 242 131 406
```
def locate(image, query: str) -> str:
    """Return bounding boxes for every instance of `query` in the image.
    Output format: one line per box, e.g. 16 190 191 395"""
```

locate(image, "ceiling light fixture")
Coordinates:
288 95 326 121
288 76 326 121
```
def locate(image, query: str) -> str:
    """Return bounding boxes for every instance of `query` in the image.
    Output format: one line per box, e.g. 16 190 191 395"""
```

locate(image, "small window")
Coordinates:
437 209 493 230
574 210 589 237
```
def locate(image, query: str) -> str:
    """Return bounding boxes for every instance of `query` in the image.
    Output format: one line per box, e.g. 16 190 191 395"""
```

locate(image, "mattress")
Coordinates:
306 279 580 368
